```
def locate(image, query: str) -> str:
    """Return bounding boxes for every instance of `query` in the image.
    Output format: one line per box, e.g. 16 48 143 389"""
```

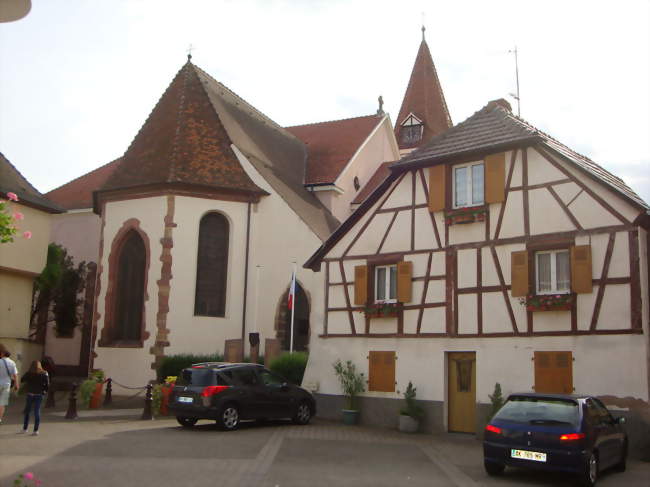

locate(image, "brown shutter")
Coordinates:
428 165 445 212
397 261 412 303
510 251 529 297
571 245 592 294
485 152 506 203
368 351 396 392
354 265 368 305
534 351 573 394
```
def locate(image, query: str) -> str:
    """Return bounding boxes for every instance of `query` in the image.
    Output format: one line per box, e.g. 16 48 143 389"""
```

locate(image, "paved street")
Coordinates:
0 402 648 487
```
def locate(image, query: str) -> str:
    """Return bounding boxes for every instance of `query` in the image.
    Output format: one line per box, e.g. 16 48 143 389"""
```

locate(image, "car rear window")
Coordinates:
178 368 227 386
493 397 580 427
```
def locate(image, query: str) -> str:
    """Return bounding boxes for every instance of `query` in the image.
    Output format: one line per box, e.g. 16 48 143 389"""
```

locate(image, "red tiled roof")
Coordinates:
46 158 122 210
351 160 394 205
395 39 452 150
100 61 264 195
286 115 383 185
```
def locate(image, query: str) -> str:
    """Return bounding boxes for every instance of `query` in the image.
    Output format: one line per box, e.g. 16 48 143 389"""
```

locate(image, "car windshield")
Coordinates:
179 368 216 386
493 397 580 428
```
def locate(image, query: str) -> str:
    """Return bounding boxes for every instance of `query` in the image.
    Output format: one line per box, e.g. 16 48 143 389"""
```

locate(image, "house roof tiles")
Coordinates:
46 158 121 210
285 115 383 185
0 152 63 213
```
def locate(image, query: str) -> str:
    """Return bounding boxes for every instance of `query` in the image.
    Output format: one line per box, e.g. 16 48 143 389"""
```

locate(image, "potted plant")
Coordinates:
398 381 423 433
333 359 365 425
79 369 105 408
158 376 177 416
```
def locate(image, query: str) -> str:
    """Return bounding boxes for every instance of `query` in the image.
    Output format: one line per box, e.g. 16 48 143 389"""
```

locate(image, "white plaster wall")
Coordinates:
303 334 649 412
327 118 400 220
44 325 82 365
94 197 166 387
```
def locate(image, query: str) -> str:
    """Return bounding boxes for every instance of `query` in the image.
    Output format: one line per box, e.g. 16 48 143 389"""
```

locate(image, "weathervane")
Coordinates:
508 46 521 116
187 44 195 61
421 12 426 41
377 95 384 116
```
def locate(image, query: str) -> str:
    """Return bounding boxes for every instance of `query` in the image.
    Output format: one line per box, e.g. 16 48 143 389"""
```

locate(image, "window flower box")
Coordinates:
445 207 487 225
361 302 400 318
519 294 573 312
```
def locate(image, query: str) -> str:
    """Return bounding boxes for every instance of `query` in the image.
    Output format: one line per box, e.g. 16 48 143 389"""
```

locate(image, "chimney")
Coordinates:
486 98 512 112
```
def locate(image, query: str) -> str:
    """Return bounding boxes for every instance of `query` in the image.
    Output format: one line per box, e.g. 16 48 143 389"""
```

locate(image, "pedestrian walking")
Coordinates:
0 345 20 425
19 360 49 436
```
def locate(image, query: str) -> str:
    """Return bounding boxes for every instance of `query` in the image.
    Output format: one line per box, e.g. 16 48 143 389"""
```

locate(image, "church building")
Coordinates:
45 34 448 387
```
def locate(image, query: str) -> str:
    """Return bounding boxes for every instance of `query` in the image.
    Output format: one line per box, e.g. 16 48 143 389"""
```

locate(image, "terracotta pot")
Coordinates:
160 385 173 416
89 382 104 409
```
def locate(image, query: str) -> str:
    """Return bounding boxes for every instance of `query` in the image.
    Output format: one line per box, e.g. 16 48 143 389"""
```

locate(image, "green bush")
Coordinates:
487 382 505 422
157 353 224 381
269 352 308 385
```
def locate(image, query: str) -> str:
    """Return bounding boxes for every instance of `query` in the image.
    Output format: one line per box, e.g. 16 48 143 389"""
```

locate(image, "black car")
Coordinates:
168 362 316 431
483 393 627 486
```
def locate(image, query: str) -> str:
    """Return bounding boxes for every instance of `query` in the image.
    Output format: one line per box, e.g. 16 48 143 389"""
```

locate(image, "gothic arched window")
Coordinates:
114 230 146 341
194 213 229 317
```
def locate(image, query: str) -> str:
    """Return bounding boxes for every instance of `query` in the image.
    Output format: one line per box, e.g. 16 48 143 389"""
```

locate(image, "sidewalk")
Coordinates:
1 399 648 487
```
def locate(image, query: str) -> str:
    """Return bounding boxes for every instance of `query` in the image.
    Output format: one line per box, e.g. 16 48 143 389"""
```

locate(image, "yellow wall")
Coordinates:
0 203 51 274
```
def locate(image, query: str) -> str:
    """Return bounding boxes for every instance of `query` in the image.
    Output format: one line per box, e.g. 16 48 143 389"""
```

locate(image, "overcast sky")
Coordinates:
1 0 648 204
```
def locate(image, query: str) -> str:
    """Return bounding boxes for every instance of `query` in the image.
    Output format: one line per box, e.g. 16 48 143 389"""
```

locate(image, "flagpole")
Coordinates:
290 262 296 354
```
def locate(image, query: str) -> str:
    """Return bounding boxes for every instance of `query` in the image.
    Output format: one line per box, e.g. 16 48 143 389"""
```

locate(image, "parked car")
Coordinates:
483 393 627 486
168 362 316 431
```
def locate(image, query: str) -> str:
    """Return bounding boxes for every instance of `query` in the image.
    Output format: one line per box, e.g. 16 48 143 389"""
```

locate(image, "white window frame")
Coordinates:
374 264 397 303
400 113 424 145
535 249 571 295
452 161 484 209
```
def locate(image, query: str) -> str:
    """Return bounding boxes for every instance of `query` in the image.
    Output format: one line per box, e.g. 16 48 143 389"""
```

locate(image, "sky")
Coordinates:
1 0 649 204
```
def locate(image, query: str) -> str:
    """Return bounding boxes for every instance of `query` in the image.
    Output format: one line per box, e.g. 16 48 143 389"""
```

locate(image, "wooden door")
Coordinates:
534 351 573 394
448 352 476 433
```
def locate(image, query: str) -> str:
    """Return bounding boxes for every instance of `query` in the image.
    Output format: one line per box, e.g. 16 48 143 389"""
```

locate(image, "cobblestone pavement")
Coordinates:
0 404 648 487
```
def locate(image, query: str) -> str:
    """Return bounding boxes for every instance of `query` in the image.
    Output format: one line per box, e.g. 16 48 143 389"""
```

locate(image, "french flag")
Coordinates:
288 271 296 310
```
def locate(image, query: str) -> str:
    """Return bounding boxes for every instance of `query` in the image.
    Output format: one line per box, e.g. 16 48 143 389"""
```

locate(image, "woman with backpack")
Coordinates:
19 360 49 436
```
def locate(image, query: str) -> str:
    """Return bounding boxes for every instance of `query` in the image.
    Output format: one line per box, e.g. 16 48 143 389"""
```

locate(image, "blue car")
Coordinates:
483 393 627 486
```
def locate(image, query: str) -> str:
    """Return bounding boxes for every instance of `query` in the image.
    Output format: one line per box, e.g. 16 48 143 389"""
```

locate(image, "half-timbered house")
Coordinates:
303 99 650 452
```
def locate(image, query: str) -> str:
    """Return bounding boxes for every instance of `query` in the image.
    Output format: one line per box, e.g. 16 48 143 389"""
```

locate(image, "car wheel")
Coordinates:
579 452 598 487
292 401 312 425
218 403 240 431
613 443 627 472
483 460 505 476
176 417 198 428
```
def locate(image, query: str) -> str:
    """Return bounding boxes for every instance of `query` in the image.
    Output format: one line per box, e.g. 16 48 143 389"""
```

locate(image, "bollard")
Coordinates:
141 383 153 420
103 378 113 406
45 386 56 409
65 383 78 420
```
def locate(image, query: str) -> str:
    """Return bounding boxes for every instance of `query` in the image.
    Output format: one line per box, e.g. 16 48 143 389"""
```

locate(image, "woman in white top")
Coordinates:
0 346 20 424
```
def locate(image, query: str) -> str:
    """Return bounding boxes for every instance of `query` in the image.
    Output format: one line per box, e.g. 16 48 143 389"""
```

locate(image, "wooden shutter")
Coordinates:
354 265 368 305
428 165 445 212
534 351 573 394
368 351 396 392
511 251 529 297
485 152 506 203
571 245 592 294
397 261 412 303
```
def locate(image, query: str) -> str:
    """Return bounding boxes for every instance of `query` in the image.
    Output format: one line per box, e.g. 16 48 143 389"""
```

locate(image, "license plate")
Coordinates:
177 396 193 404
511 449 547 462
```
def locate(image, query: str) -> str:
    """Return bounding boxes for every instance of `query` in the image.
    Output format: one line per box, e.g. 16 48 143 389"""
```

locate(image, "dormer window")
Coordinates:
400 114 423 145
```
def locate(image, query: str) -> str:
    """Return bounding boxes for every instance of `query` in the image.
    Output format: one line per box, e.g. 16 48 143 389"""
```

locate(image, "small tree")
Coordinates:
400 381 424 419
487 382 505 421
333 359 365 410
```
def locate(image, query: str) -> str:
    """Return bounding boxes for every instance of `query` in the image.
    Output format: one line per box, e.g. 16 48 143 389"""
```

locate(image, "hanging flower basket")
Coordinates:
445 207 487 225
360 302 400 318
519 294 573 312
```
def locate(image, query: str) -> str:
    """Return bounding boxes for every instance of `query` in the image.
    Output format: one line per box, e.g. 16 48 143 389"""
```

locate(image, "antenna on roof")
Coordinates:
187 44 195 61
377 95 384 116
508 46 521 117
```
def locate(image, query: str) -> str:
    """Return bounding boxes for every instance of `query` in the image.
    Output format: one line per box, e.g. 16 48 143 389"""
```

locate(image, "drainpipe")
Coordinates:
241 201 252 361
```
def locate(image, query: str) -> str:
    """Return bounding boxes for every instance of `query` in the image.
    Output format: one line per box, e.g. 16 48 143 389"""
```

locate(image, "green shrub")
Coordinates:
487 382 505 422
333 359 365 410
400 381 424 419
79 379 96 408
157 353 223 381
269 352 308 385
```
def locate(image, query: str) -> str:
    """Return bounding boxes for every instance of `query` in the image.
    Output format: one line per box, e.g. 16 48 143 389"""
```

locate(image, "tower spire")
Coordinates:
394 32 452 154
